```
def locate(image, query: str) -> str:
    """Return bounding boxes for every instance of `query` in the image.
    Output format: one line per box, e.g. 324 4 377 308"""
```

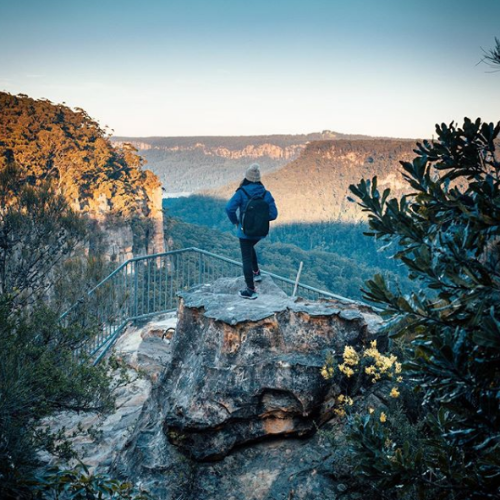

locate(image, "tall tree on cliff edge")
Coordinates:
345 42 500 496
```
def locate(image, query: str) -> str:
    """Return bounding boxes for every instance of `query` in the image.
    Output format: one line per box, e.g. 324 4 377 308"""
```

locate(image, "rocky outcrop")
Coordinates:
42 276 384 499
163 277 380 461
39 314 177 471
110 276 382 499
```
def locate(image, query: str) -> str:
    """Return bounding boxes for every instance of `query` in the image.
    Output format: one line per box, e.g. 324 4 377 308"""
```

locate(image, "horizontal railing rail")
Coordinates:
60 247 370 364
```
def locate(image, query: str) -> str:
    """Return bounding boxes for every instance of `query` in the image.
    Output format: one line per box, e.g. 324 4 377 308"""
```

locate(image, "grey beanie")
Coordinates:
245 163 261 182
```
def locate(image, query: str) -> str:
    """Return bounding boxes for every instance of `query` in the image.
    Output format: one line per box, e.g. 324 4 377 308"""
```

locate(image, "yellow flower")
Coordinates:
368 407 375 414
345 396 354 406
334 408 346 418
390 387 400 398
395 362 402 374
370 340 377 348
397 376 403 383
343 345 360 366
380 412 387 423
337 394 345 403
363 347 380 360
321 367 329 379
365 365 376 375
339 363 355 378
379 356 393 372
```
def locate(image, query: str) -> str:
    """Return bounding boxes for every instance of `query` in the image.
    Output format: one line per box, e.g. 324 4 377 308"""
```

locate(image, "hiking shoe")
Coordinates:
239 287 258 300
253 270 262 282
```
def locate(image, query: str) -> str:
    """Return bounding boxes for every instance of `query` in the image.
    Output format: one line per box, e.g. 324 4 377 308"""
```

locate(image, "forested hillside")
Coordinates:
0 92 161 217
111 130 390 193
212 139 416 223
164 216 412 301
0 92 165 258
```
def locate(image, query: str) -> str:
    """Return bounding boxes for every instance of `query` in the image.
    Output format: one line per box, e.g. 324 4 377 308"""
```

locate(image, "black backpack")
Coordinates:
240 187 270 237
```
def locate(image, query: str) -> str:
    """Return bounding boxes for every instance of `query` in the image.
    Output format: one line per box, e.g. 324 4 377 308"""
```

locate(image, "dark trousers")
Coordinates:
239 238 260 289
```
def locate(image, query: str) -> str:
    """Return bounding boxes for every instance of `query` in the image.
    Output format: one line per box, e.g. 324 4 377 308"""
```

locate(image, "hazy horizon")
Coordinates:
110 130 416 140
1 0 499 139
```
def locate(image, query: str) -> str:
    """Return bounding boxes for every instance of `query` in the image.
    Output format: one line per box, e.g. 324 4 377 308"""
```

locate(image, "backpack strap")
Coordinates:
240 187 266 200
240 187 254 214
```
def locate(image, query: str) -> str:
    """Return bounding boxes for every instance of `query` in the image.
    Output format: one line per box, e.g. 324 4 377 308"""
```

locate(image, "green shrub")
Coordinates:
347 118 500 499
30 464 151 500
0 295 117 499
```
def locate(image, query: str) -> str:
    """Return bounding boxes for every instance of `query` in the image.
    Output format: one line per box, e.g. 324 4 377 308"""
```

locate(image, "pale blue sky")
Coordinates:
1 0 499 138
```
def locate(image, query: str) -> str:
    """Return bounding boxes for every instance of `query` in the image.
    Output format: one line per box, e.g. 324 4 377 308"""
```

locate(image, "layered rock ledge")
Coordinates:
162 276 382 461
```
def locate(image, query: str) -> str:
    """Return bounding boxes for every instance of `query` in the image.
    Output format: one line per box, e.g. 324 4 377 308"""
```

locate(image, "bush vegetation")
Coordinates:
0 97 151 497
343 118 500 499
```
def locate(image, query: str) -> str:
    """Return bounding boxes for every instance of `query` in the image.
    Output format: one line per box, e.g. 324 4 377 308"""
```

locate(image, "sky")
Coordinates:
0 0 499 138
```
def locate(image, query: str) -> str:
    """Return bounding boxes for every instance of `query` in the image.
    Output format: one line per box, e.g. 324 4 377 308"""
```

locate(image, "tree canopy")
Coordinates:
0 92 160 218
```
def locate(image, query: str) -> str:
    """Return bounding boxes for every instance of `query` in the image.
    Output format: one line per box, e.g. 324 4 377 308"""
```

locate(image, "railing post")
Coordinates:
198 251 203 285
134 260 138 318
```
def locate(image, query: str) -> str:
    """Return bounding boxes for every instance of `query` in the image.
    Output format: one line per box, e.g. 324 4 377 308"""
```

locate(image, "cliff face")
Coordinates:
112 141 303 194
114 141 303 161
214 139 416 223
161 277 381 462
0 92 164 260
111 131 390 194
148 183 166 255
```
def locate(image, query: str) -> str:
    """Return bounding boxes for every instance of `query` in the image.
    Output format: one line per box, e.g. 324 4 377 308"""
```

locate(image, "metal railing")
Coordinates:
60 247 362 364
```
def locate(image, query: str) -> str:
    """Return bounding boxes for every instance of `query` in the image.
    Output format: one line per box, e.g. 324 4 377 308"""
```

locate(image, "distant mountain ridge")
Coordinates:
111 130 391 149
212 139 417 223
111 131 408 193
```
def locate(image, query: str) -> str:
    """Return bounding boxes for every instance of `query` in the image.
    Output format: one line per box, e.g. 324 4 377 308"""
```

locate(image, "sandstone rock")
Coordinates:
161 276 381 461
113 276 382 498
38 313 176 473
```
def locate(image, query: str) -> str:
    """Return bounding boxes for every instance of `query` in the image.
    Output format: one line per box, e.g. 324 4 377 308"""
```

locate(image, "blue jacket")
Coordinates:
225 183 278 240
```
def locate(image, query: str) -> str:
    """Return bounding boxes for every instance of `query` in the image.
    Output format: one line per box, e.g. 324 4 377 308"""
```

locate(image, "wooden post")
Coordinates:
292 261 304 298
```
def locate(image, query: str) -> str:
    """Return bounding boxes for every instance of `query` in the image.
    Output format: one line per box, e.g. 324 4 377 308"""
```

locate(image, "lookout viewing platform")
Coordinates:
60 247 364 365
48 269 382 500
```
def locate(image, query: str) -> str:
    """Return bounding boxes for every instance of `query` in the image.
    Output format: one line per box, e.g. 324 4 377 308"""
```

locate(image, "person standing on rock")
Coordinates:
225 164 278 299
